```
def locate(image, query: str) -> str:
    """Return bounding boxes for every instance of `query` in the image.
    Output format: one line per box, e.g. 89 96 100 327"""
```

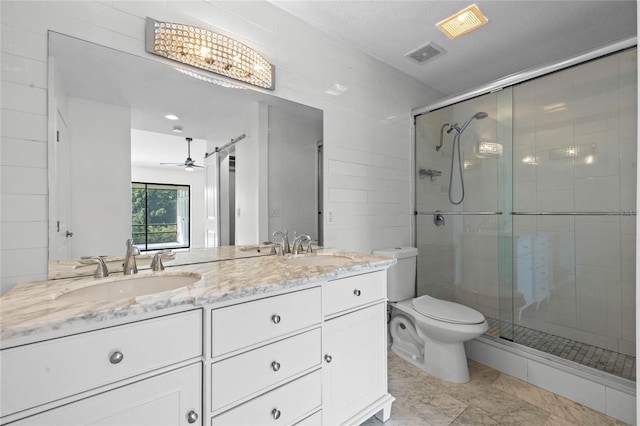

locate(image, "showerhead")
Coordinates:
456 111 488 134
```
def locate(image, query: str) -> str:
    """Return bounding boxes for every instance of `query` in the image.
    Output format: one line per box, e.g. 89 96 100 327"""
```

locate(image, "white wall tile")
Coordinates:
1 81 47 115
1 194 48 222
605 387 636 425
1 138 47 168
1 220 48 250
1 166 47 195
468 339 527 381
527 359 606 412
0 110 47 142
1 52 47 88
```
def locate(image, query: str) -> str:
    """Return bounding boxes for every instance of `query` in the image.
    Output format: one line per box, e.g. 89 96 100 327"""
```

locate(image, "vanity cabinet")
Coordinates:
0 310 203 425
321 271 393 425
10 363 202 426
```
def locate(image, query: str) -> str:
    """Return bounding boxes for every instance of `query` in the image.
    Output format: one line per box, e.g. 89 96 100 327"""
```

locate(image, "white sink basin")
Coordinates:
56 272 202 302
282 253 353 267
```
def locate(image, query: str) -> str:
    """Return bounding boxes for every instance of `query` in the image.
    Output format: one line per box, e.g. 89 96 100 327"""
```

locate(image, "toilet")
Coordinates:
372 247 488 383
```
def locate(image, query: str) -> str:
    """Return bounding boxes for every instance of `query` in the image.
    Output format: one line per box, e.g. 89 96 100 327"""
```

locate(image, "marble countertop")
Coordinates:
1 248 394 343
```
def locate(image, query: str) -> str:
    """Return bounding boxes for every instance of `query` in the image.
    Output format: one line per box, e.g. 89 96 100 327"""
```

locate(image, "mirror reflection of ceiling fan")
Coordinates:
161 137 203 171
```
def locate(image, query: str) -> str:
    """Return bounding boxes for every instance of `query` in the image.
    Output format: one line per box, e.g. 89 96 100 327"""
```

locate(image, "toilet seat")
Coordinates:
412 295 485 325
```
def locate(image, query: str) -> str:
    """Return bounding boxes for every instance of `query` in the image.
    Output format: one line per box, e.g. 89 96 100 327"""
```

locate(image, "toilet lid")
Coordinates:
412 295 485 324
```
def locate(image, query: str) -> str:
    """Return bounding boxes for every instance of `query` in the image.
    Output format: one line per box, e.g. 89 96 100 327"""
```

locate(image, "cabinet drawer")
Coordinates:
211 328 321 411
211 287 321 357
323 271 386 317
1 310 202 417
211 370 321 426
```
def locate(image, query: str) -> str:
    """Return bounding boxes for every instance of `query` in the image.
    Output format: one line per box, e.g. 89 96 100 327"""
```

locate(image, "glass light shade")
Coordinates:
145 17 275 90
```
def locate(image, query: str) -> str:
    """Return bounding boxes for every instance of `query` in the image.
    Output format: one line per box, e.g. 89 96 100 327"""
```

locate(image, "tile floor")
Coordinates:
486 318 636 381
361 352 629 425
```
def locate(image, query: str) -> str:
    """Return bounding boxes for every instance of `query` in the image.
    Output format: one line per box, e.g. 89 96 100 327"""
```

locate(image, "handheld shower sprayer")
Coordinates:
448 111 488 205
454 111 488 134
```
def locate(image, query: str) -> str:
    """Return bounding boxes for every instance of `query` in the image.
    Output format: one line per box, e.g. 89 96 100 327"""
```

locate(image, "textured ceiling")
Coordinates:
270 1 637 96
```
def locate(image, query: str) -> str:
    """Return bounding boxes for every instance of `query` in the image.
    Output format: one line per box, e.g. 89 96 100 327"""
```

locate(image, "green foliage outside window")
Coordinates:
132 183 190 250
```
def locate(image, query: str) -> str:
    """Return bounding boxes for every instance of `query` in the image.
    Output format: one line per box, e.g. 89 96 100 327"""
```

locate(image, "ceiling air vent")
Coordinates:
406 42 444 64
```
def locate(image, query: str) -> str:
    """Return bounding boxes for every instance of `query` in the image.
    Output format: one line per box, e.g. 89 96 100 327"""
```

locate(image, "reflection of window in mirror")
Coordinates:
132 183 191 251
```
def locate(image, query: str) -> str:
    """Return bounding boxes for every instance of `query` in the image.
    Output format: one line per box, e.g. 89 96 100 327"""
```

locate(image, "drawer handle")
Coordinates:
271 314 281 324
109 351 124 364
271 361 281 372
271 408 281 420
187 410 199 424
353 289 361 296
324 354 332 363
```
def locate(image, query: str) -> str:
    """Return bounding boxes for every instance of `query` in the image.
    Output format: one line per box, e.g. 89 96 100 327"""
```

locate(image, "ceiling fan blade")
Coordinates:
160 162 186 167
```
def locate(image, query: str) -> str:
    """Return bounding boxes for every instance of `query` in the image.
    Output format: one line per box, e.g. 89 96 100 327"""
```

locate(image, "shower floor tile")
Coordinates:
485 317 636 381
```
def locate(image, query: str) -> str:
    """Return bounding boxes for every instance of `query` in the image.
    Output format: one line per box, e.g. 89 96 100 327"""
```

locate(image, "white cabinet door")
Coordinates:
13 363 202 426
322 303 386 425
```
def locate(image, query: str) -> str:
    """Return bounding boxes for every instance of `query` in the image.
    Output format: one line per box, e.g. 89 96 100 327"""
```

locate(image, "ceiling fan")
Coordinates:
161 137 203 171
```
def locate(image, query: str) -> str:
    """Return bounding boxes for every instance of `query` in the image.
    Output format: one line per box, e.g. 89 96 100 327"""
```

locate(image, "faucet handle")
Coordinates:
81 256 109 278
305 241 313 254
151 250 172 271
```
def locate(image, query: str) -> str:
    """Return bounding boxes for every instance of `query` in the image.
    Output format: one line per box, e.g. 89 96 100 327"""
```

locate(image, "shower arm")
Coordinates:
436 123 452 151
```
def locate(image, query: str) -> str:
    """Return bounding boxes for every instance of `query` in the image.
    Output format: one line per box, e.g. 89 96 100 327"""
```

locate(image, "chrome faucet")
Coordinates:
292 234 312 255
81 256 109 278
123 239 140 275
272 230 290 254
151 249 172 272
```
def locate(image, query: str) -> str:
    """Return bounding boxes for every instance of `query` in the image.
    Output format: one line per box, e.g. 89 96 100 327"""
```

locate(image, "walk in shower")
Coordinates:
414 46 637 381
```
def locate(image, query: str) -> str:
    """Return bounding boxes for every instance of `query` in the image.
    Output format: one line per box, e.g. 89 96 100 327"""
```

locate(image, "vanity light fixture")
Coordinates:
437 4 489 40
145 17 275 90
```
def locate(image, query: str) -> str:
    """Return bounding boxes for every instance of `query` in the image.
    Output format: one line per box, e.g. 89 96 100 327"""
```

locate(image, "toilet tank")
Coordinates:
371 247 418 302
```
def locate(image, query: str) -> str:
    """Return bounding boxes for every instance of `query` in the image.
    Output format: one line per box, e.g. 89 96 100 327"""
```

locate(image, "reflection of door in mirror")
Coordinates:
219 152 236 245
205 153 219 248
51 108 71 260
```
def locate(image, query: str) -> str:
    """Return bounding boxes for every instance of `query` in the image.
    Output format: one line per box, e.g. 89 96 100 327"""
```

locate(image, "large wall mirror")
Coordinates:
48 32 323 277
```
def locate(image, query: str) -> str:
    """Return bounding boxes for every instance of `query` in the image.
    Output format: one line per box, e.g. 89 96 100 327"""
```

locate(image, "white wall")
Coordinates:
208 102 268 245
66 97 132 259
0 0 442 292
268 104 322 242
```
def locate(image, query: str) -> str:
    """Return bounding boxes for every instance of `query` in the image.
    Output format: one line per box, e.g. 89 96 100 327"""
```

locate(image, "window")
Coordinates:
132 182 190 251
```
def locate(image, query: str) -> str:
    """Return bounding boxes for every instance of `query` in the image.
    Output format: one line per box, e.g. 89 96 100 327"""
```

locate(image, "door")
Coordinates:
322 303 386 425
13 363 202 426
204 152 219 247
51 108 72 260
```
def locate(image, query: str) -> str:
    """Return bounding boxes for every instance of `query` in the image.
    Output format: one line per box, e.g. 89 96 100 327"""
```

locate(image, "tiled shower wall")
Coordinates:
0 1 442 293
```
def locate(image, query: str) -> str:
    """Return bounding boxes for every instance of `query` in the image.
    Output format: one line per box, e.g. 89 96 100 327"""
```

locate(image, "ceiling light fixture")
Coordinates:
164 114 179 120
145 17 275 90
173 126 183 133
437 4 489 40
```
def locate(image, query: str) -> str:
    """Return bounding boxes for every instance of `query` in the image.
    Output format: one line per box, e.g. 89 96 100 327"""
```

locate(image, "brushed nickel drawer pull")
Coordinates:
324 354 332 363
271 361 281 372
353 289 361 296
271 314 281 324
187 410 198 424
271 408 281 420
109 351 124 364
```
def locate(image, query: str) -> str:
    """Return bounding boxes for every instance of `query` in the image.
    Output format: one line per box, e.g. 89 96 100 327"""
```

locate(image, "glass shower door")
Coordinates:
415 90 513 340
